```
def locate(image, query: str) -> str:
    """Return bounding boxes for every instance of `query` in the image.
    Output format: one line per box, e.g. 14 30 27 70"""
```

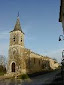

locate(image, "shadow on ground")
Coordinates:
48 73 64 85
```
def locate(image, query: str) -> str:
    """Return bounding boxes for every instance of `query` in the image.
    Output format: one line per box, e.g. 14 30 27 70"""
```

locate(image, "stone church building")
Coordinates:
7 15 59 75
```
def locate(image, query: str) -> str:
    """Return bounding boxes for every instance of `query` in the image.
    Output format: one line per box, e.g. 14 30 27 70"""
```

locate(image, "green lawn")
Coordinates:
0 72 6 76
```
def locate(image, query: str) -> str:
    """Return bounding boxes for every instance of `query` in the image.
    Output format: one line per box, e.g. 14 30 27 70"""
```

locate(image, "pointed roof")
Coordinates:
10 13 24 33
13 16 23 32
10 13 24 34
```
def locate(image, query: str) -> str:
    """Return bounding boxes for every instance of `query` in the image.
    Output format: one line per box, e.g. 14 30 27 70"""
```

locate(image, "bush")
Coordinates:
0 65 6 75
19 74 29 79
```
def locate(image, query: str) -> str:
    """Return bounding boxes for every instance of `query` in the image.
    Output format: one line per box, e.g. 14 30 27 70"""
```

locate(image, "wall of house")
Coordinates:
42 57 60 70
25 51 60 74
49 59 59 70
27 51 43 74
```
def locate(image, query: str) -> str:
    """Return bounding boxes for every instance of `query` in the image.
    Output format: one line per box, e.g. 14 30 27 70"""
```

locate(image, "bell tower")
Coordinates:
10 15 24 47
7 14 25 73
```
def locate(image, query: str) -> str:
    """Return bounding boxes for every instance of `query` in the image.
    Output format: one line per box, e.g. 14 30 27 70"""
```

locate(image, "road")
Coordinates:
29 70 61 85
0 70 61 85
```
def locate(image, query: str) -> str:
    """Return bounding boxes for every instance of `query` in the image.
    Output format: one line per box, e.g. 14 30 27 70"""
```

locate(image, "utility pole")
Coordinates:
59 0 64 81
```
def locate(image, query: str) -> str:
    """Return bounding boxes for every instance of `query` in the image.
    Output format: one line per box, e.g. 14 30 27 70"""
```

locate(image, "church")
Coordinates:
7 15 59 75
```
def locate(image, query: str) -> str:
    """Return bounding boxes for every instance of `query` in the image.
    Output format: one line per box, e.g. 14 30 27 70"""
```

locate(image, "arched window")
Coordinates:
11 62 15 72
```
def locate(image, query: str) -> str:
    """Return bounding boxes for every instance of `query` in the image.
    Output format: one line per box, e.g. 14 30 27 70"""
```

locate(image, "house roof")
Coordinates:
10 14 24 34
13 17 23 32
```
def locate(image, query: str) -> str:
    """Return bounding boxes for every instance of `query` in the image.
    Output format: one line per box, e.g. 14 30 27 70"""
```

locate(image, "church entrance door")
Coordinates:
12 62 15 72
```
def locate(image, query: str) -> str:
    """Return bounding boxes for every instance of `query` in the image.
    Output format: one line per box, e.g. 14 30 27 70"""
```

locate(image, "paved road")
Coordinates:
30 70 61 85
0 70 61 85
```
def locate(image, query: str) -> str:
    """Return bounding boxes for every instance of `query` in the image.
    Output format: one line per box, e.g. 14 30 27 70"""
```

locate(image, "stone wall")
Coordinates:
27 51 42 73
10 31 24 47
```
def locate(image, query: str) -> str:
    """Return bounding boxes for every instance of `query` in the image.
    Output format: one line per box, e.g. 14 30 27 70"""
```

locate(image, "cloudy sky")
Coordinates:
0 0 63 63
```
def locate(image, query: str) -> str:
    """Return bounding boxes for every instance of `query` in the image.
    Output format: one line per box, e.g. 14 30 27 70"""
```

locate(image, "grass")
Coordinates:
0 71 6 76
0 65 6 76
18 74 29 79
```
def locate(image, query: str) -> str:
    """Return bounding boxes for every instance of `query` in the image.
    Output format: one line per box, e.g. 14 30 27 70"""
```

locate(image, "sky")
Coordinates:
0 0 63 63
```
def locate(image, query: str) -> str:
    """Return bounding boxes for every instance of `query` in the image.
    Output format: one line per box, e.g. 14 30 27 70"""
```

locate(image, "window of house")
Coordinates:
21 37 22 42
39 60 40 65
34 58 35 64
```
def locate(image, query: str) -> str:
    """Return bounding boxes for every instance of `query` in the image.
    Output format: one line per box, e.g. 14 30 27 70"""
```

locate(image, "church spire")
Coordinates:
17 12 19 17
13 12 23 32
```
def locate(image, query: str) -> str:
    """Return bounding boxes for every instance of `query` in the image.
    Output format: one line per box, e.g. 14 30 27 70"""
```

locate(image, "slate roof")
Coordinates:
13 17 23 32
10 16 24 33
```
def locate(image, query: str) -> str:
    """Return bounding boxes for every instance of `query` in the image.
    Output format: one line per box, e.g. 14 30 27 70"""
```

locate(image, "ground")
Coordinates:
0 69 62 85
